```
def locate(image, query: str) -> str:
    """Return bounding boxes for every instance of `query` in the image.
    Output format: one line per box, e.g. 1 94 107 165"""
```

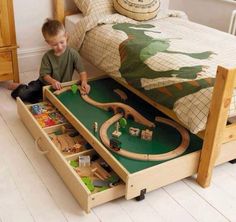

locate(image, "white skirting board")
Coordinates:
17 46 105 80
17 46 48 73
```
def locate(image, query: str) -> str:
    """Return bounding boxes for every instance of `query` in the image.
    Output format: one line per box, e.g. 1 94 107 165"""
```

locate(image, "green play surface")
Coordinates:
56 78 202 173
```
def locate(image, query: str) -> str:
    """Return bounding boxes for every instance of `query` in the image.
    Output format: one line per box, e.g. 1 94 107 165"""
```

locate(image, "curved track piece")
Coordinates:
100 115 190 161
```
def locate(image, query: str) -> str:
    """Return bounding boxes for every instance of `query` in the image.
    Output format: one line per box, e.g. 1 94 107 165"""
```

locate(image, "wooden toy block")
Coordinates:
57 134 69 150
79 155 91 167
64 134 76 147
92 168 106 180
113 89 128 101
141 129 153 141
129 127 140 136
50 134 61 149
91 162 111 180
93 180 110 187
112 130 122 138
76 167 92 177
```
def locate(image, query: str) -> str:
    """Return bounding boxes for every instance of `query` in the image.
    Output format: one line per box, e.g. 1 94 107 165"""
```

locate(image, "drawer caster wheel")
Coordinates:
135 188 146 201
229 159 236 164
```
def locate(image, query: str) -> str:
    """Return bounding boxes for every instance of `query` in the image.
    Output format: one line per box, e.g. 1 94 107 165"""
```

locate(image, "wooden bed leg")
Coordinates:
53 0 65 23
197 66 236 187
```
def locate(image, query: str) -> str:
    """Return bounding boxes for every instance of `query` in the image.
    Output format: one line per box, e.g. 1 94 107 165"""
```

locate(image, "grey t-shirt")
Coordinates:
39 47 85 84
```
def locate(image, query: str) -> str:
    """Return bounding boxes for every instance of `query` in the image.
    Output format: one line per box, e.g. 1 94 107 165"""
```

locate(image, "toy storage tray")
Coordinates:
17 98 125 213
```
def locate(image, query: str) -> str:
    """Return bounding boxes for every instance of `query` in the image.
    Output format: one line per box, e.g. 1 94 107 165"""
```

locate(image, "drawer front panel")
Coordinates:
0 51 13 80
38 136 91 212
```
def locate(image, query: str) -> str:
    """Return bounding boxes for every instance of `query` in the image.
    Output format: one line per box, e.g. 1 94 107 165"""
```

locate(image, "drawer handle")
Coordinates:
35 137 49 155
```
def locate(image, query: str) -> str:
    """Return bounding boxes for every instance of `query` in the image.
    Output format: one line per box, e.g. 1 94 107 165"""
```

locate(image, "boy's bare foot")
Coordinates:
7 82 20 90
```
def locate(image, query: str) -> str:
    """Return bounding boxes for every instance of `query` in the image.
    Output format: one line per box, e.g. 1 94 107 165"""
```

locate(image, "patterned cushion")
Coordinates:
73 0 114 16
113 0 161 21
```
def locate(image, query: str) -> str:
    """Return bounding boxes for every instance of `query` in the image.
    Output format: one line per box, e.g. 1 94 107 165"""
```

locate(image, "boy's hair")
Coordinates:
42 18 65 39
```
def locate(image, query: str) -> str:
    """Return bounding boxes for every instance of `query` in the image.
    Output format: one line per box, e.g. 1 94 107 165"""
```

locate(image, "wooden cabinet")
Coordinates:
0 0 19 82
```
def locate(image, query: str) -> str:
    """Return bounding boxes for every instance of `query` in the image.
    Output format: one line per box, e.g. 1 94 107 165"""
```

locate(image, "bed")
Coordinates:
53 0 236 188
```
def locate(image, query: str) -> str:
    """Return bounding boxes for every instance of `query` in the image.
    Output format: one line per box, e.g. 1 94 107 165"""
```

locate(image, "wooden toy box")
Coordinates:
17 77 236 213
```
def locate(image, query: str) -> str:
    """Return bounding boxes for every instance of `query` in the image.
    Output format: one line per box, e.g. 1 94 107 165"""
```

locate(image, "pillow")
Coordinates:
113 0 161 21
73 0 114 16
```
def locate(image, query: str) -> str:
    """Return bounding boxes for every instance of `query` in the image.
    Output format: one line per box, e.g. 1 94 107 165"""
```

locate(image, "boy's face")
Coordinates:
46 30 68 56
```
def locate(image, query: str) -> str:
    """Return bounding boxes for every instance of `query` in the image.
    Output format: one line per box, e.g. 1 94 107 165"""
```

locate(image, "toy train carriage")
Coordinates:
110 138 121 151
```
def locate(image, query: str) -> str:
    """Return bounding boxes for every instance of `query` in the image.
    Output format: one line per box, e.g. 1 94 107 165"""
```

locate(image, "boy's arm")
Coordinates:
80 71 90 94
43 74 62 90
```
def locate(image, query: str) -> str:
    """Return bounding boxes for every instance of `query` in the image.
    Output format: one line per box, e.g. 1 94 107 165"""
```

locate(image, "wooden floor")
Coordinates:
1 71 236 222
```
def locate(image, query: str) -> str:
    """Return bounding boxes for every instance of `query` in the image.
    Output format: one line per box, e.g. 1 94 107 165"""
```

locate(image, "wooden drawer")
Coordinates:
0 51 13 81
17 77 236 212
17 98 125 213
43 78 204 200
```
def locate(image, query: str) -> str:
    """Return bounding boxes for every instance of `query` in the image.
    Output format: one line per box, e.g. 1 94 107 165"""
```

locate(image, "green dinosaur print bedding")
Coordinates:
113 22 215 109
76 14 236 133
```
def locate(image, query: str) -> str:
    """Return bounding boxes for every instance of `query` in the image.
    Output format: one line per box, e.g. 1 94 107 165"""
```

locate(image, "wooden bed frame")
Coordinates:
53 0 236 188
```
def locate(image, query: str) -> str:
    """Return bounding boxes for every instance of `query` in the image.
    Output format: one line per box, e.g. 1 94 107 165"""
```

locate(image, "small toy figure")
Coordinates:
112 122 121 138
71 84 78 94
93 122 98 133
31 104 44 115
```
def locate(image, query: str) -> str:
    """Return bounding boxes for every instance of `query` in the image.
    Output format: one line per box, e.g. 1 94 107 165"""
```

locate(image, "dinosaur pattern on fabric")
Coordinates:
112 23 215 108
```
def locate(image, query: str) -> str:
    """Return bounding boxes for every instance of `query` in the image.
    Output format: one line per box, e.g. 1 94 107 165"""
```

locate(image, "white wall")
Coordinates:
161 0 170 10
13 0 52 74
13 0 76 75
13 0 169 76
169 0 236 32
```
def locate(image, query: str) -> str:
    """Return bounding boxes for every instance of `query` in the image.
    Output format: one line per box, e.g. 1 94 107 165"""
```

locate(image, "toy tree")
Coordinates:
71 84 78 94
119 117 127 128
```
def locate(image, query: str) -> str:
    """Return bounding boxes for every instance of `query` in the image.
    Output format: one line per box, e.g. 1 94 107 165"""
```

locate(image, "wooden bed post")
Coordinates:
197 66 236 187
53 0 65 22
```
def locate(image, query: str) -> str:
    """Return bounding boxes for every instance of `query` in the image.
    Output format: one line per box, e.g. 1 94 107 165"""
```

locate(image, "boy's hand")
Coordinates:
81 81 90 95
43 75 62 90
52 80 62 90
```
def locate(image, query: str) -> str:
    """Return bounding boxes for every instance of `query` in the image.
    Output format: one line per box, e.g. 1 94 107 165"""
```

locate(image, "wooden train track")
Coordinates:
99 114 190 161
55 85 190 161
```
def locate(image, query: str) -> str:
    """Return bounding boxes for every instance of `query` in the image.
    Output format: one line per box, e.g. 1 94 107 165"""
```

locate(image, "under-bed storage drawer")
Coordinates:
17 98 125 213
43 78 204 201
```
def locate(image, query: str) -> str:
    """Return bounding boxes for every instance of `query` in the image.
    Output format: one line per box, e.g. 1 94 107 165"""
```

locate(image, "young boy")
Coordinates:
8 19 90 103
